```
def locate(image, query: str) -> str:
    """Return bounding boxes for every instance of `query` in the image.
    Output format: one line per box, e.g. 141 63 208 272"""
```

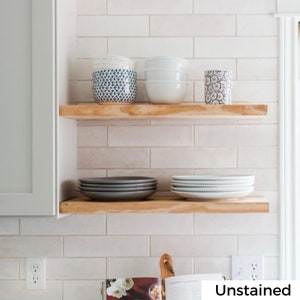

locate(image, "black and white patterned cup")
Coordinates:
204 70 233 105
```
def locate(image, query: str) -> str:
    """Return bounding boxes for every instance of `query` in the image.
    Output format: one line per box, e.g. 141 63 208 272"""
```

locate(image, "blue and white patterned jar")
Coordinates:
204 70 233 105
92 55 137 104
92 69 137 103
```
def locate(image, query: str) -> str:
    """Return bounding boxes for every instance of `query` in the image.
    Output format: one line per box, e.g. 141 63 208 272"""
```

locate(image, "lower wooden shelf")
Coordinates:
59 192 269 214
59 104 268 119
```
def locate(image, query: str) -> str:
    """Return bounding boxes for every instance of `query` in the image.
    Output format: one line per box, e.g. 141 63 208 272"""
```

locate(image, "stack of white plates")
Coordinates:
171 175 255 201
79 176 157 201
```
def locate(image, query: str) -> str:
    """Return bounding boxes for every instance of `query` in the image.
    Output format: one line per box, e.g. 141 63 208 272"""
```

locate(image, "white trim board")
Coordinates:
278 15 300 279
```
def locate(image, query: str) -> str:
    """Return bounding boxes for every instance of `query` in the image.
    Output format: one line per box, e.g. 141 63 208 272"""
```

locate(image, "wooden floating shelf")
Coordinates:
59 104 268 119
60 192 269 214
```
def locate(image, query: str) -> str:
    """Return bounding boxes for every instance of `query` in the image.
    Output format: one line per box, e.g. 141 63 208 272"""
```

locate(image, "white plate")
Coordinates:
172 175 254 181
171 179 254 186
171 186 254 193
171 181 254 187
171 189 253 201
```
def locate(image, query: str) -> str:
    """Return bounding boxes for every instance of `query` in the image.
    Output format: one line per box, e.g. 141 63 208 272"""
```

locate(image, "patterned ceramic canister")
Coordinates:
92 69 137 103
204 70 233 104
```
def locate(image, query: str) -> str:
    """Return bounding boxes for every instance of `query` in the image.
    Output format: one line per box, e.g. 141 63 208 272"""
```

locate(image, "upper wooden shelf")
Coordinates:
60 192 269 214
59 103 268 119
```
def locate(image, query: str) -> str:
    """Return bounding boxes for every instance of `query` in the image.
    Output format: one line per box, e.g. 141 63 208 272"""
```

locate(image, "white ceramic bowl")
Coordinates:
145 81 187 104
145 56 188 72
93 55 136 71
145 69 188 81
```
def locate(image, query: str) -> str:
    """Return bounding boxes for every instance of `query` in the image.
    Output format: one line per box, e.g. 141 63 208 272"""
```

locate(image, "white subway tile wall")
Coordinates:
0 0 280 298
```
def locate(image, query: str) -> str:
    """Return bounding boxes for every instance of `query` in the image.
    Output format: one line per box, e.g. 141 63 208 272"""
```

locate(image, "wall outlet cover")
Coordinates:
26 258 46 289
231 256 264 280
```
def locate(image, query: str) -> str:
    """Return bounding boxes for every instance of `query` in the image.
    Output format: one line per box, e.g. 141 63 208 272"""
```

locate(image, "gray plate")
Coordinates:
79 176 157 184
80 189 156 201
80 186 157 192
79 182 157 189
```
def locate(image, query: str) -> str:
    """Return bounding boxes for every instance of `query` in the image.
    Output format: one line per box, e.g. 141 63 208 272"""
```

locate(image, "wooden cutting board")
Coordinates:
160 253 175 299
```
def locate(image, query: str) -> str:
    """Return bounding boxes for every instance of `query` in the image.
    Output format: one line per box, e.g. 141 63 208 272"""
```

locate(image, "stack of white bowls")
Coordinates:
92 55 137 104
144 56 189 104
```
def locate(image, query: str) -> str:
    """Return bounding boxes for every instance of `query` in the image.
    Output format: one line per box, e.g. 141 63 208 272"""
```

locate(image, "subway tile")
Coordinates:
237 15 278 36
78 125 107 147
77 0 106 15
107 257 193 278
194 257 231 279
237 59 278 80
107 257 160 277
238 235 278 256
188 59 236 80
151 235 237 256
277 0 300 13
0 281 62 300
168 257 194 275
0 218 19 235
64 280 100 300
264 256 279 279
0 259 19 279
195 125 277 147
77 38 106 58
261 191 278 213
151 148 237 169
194 0 276 14
64 236 149 257
238 146 278 168
20 215 106 235
108 0 193 14
250 169 278 191
72 59 93 81
77 169 107 180
233 81 278 102
78 119 150 126
194 214 278 235
0 237 62 257
108 126 193 147
195 37 277 58
136 81 147 103
78 16 149 37
107 214 193 235
78 148 149 169
107 169 193 190
108 38 193 58
70 81 93 103
150 118 236 126
46 258 106 279
150 15 235 36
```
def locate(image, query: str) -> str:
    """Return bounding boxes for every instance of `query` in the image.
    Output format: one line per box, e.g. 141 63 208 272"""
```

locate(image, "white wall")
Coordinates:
0 0 279 299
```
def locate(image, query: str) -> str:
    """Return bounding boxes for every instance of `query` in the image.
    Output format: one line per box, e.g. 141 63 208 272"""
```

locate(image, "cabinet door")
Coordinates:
0 0 55 215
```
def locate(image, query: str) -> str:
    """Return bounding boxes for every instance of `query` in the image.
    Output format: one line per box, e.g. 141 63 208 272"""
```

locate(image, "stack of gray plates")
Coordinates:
79 176 157 201
171 175 255 201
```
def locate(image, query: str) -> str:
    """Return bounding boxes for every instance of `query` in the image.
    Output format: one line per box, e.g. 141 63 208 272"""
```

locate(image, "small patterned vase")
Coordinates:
204 70 233 105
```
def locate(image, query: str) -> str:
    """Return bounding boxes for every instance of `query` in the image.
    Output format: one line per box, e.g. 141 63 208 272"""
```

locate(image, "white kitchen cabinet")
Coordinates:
0 0 55 215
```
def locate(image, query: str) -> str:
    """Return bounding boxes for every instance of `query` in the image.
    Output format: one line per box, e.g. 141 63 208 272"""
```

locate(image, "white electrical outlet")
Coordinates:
231 256 264 280
26 258 46 289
